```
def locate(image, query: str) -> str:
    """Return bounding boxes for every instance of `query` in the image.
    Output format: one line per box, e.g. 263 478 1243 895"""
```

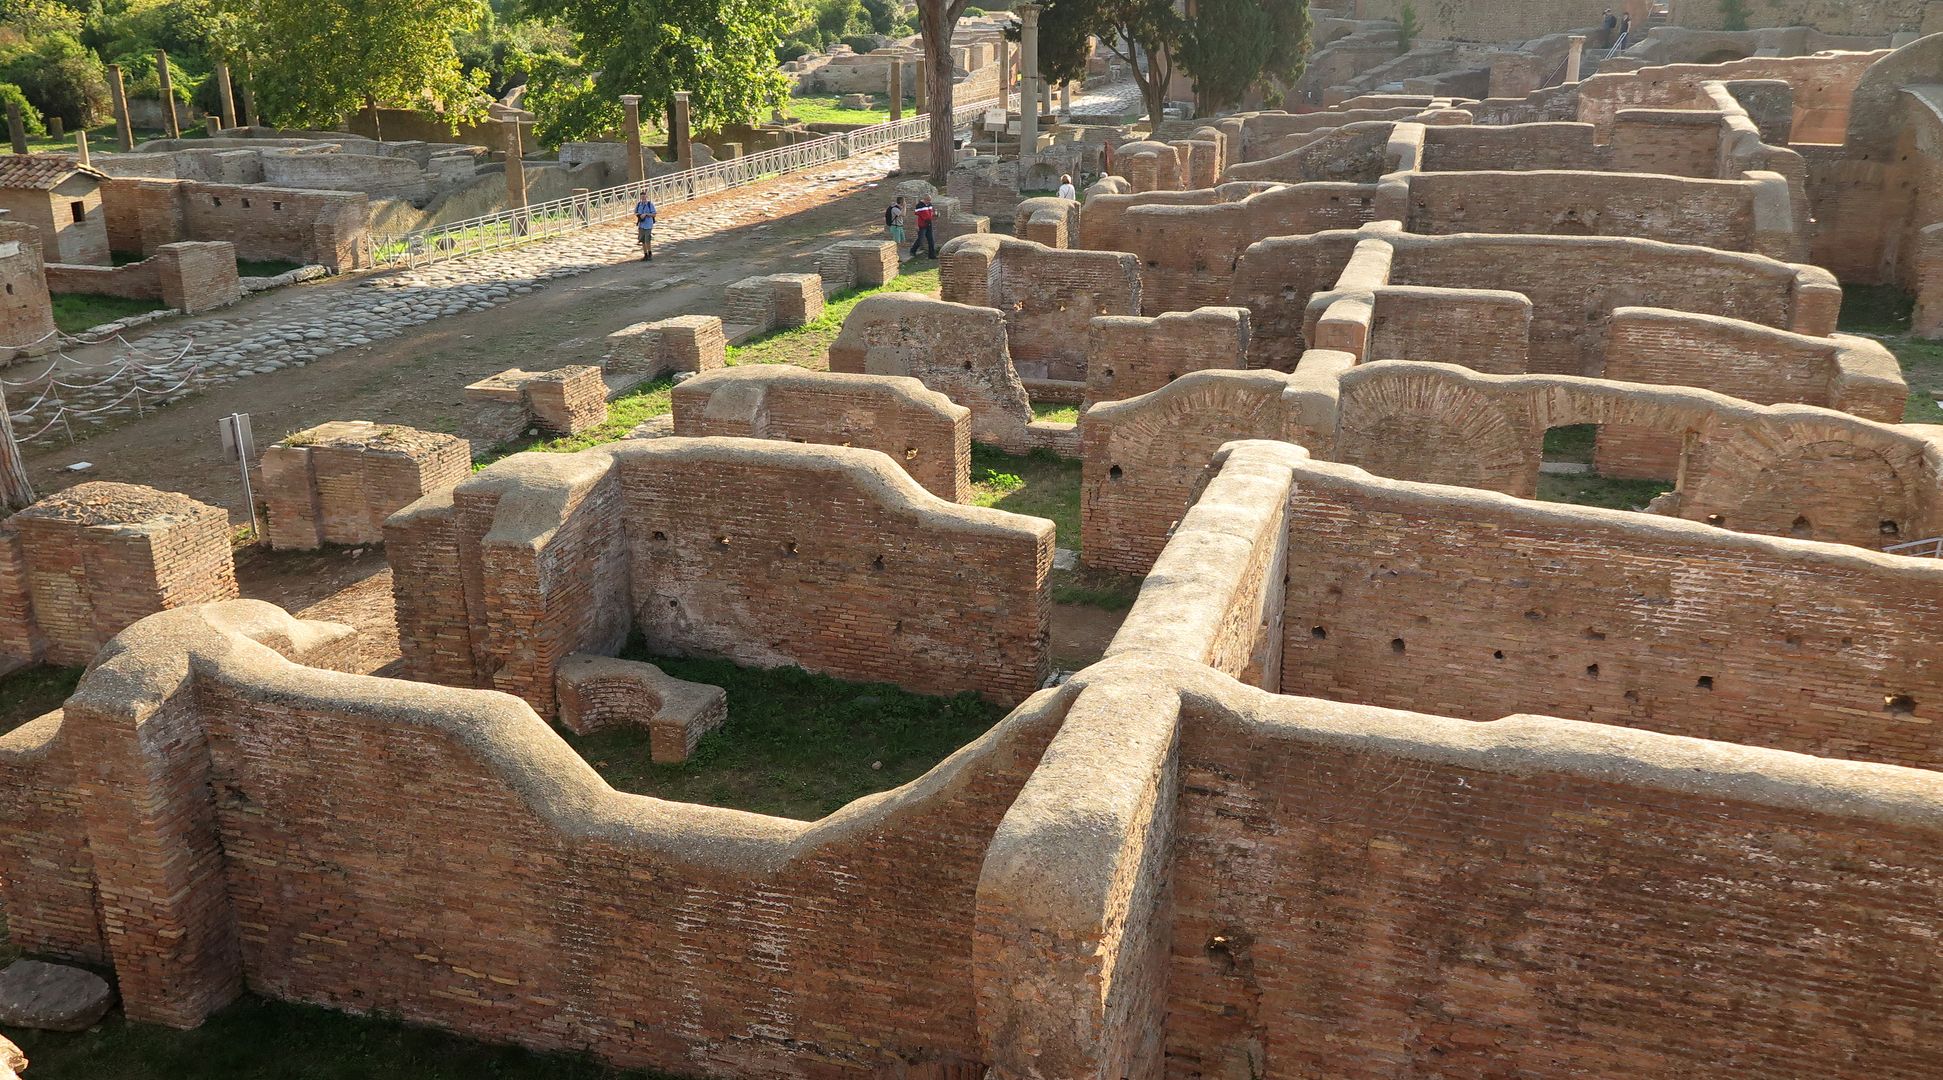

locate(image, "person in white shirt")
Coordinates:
1057 174 1077 201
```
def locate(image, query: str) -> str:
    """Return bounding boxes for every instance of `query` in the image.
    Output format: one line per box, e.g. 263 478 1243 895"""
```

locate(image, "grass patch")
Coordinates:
236 257 306 277
725 266 941 369
1031 401 1080 424
782 93 899 126
568 651 1004 821
1541 423 1596 464
969 444 1080 551
6 994 671 1080
48 293 168 333
1836 284 1943 424
1536 473 1672 511
0 664 83 737
1052 565 1143 610
475 378 676 467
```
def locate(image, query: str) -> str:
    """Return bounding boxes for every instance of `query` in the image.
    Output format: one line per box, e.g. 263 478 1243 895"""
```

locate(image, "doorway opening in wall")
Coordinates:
1536 423 1674 511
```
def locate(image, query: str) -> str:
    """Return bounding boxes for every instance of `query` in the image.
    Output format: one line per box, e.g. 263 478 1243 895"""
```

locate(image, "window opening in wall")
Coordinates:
1886 694 1916 716
1536 423 1673 513
212 196 221 207
1697 675 1715 690
1311 625 1327 639
273 201 283 211
70 201 85 223
242 198 251 209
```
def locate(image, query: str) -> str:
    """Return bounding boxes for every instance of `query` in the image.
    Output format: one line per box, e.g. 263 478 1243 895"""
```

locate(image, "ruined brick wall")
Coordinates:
1576 51 1886 138
1355 0 1616 42
1418 122 1605 172
260 422 472 550
1077 189 1223 254
1606 110 1725 177
1168 683 1943 1080
1223 124 1394 184
671 367 972 502
1668 0 1936 35
1227 228 1372 370
1366 286 1532 373
938 235 1140 387
1403 170 1764 251
0 221 57 355
43 240 242 314
618 439 1051 705
1085 307 1251 406
5 483 238 666
1116 185 1380 315
100 178 368 270
1278 459 1943 770
0 714 105 967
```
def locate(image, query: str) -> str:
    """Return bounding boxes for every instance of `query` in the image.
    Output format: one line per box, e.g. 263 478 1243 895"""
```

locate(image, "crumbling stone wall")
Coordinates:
672 367 972 502
1084 307 1251 406
0 220 56 358
1279 457 1943 770
259 422 472 550
938 234 1141 389
0 482 238 667
1576 50 1886 139
100 177 369 270
43 241 242 315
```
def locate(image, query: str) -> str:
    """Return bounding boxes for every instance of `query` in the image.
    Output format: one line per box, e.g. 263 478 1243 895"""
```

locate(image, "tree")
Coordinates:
230 0 491 136
1175 0 1309 113
918 0 976 183
528 0 794 143
1039 0 1185 130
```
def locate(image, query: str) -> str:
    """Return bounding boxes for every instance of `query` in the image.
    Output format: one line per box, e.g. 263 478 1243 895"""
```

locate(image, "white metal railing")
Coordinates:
364 100 996 270
1886 536 1943 559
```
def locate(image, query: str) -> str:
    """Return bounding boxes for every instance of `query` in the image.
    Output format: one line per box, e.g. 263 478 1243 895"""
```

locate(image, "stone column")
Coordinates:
998 36 1013 110
504 117 529 209
671 91 693 171
620 94 646 184
5 102 26 154
75 128 90 166
213 60 237 129
239 62 259 128
156 50 180 138
889 59 904 122
1060 80 1071 114
1018 3 1042 154
48 116 63 139
1565 35 1586 83
916 58 927 112
108 64 134 150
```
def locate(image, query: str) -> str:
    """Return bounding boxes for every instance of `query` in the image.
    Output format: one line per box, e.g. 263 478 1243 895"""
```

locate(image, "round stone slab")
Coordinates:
0 959 114 1032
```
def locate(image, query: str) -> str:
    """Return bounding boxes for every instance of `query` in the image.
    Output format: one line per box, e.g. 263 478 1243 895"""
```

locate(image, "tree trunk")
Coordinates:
0 395 35 513
365 94 383 142
920 1 959 184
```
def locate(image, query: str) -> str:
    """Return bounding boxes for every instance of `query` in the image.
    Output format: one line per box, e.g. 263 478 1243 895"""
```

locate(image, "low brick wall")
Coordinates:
939 234 1141 387
605 314 727 380
1085 307 1252 406
259 421 472 550
44 241 241 315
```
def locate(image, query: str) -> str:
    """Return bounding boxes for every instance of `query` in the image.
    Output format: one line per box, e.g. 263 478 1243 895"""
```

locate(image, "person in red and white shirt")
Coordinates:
908 198 938 259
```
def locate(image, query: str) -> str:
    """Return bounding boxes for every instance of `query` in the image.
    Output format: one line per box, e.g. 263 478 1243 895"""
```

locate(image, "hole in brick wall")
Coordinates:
1109 464 1123 480
1624 689 1640 703
1880 520 1901 536
1886 694 1916 715
1706 514 1726 526
1524 609 1544 621
904 447 918 460
1390 638 1406 654
1166 371 1179 382
242 198 251 209
1311 625 1327 639
1492 650 1504 660
871 554 886 571
1148 259 1159 268
1785 634 1802 647
782 541 799 557
651 530 667 541
1791 515 1812 537
1281 286 1298 301
715 535 731 548
667 599 677 608
1585 664 1599 678
1697 675 1714 690
962 360 973 370
1584 627 1605 640
1103 367 1115 379
3 284 10 295
273 201 282 211
212 196 222 206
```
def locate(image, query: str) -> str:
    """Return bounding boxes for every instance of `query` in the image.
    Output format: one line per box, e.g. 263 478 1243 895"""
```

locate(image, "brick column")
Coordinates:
155 50 180 138
1913 222 1943 339
504 117 528 209
916 58 927 112
4 102 24 155
890 59 904 122
213 60 237 129
621 94 646 184
671 91 694 171
108 64 135 150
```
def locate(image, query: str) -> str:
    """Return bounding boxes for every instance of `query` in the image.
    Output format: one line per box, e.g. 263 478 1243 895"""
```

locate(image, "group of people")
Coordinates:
882 174 1079 262
1601 7 1632 51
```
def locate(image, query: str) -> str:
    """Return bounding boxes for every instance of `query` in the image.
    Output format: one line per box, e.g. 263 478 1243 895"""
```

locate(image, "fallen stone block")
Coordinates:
556 653 728 763
0 960 114 1032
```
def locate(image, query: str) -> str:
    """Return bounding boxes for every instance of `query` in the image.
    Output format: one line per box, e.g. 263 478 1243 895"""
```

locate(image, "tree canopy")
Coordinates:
235 0 491 132
1039 0 1310 126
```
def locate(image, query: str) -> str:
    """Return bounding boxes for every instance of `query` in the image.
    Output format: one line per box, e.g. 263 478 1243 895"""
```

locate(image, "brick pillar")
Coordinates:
890 59 904 122
1565 35 1586 83
4 102 24 155
47 116 63 139
64 666 243 1028
999 37 1012 110
916 58 927 112
155 50 180 138
213 60 237 129
108 64 135 150
1913 222 1943 339
621 94 646 184
671 91 693 171
75 128 89 167
504 117 528 209
239 63 259 129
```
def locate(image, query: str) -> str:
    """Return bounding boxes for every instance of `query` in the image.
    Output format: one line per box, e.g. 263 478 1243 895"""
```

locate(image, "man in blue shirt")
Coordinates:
634 196 657 262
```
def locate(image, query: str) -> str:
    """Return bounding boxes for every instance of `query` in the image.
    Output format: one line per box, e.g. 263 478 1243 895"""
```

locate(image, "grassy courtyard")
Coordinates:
1837 284 1943 424
48 294 169 334
780 93 902 126
0 665 83 738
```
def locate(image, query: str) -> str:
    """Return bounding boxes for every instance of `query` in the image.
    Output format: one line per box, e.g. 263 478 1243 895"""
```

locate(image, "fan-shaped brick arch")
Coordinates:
1337 369 1538 495
1680 430 1929 547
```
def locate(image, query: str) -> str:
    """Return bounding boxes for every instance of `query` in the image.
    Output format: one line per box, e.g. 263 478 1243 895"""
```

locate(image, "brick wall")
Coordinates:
672 367 973 502
101 177 369 269
1403 170 1765 251
1607 109 1725 177
1576 51 1886 139
1668 0 1936 35
1278 458 1943 770
1419 122 1604 171
0 221 57 356
1224 123 1394 184
1367 286 1532 372
0 713 105 967
1085 307 1251 406
261 422 472 550
939 235 1141 386
1355 0 1614 42
1114 185 1380 315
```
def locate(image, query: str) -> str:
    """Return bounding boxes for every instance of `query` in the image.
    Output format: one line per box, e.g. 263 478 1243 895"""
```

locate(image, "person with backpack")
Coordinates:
885 200 904 248
633 195 657 262
908 198 938 260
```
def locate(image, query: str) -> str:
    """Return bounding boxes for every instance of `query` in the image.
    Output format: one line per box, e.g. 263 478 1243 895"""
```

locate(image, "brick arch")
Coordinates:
1336 370 1537 496
1679 430 1923 548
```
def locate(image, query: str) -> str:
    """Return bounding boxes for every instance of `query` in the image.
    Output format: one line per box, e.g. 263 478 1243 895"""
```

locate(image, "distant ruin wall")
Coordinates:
1666 0 1938 35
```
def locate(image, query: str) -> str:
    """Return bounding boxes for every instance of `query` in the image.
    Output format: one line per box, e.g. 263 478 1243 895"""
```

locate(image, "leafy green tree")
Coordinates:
0 82 47 137
527 0 794 142
859 0 894 34
1039 0 1185 129
809 0 863 46
0 30 111 128
1175 0 1309 112
230 0 491 136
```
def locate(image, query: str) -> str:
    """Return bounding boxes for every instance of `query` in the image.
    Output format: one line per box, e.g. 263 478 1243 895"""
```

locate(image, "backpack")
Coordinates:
884 204 896 226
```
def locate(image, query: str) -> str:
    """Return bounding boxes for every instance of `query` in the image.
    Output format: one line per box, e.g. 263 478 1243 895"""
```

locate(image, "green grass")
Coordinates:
1837 284 1943 424
1536 473 1673 511
969 444 1080 550
1051 566 1143 610
781 93 900 126
475 378 676 467
568 650 1004 821
6 994 674 1080
1541 423 1597 464
21 124 190 154
48 293 169 333
0 665 83 737
1031 401 1080 424
725 266 941 369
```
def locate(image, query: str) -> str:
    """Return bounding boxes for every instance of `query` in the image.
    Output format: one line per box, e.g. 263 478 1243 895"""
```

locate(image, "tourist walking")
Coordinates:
1058 174 1077 201
634 195 657 262
886 200 905 248
908 198 938 259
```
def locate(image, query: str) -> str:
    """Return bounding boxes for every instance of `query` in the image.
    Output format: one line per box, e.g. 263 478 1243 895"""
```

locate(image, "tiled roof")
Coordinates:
0 153 106 191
